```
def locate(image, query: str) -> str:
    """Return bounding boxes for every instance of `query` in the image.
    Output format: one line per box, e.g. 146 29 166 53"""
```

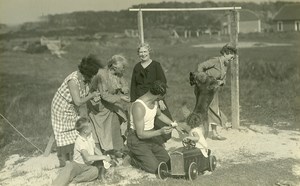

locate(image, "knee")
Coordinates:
144 164 158 174
90 166 99 178
143 160 160 174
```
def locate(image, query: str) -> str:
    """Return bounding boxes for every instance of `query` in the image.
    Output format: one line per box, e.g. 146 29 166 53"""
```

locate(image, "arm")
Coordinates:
156 108 173 126
130 68 137 102
80 149 110 164
197 60 215 73
186 131 200 142
120 77 130 95
97 75 127 104
133 102 172 139
156 62 167 84
94 146 103 156
68 79 99 106
156 63 167 110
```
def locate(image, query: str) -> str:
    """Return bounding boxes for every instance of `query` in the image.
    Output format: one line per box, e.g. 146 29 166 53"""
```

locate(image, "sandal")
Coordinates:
211 135 226 141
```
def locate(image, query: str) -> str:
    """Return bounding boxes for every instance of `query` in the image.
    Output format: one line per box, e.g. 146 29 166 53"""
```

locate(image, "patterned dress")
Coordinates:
51 71 89 147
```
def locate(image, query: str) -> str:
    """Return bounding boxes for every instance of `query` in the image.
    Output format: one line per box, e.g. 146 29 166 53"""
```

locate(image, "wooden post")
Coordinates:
229 10 240 129
227 13 231 35
137 9 144 44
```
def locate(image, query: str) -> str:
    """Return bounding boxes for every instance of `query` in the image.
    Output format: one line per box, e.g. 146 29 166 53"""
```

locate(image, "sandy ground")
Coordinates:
0 124 300 186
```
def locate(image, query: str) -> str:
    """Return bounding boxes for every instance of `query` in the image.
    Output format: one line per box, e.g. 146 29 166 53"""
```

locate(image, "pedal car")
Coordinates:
158 139 217 180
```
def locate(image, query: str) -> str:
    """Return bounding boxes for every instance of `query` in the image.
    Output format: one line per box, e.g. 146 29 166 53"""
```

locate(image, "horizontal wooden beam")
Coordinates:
129 7 242 12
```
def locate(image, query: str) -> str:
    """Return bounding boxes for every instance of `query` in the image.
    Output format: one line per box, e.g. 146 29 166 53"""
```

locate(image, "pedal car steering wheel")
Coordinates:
182 138 196 148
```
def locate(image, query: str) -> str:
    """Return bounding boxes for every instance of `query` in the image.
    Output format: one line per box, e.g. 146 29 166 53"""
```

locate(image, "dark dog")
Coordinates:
187 72 219 138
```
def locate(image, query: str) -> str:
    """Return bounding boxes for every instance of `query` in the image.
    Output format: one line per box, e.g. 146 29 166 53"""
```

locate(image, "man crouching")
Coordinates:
127 80 178 174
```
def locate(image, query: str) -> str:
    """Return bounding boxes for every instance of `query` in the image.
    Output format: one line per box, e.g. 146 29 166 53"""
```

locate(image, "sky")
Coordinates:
0 0 299 25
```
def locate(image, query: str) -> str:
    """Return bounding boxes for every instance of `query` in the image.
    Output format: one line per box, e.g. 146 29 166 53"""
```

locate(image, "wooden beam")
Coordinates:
129 7 241 12
137 9 144 44
229 10 240 129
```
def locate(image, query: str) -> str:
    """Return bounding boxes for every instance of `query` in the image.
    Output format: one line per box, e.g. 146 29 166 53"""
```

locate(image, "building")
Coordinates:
221 9 261 34
273 3 300 32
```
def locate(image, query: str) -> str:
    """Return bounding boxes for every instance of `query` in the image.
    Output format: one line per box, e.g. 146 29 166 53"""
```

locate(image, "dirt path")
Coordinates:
0 125 299 186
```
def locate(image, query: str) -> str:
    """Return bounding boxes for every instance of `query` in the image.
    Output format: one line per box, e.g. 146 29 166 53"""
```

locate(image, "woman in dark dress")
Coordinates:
130 42 173 144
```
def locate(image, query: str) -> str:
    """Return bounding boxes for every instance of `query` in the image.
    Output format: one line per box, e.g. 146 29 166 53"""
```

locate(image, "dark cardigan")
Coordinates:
130 60 167 102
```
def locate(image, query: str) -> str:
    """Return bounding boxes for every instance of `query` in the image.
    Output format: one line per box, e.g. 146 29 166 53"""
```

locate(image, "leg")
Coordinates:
152 143 170 163
133 148 161 173
92 160 105 180
52 162 80 186
72 164 98 183
152 143 170 168
127 133 161 174
65 144 74 161
211 124 218 136
211 124 226 140
111 113 124 151
57 146 66 167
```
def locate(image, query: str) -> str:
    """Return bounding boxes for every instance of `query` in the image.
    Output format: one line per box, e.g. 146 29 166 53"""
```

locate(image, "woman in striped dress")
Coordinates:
51 54 104 167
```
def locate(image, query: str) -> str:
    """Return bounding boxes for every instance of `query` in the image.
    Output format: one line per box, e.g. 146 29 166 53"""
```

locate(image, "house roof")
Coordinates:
273 4 300 21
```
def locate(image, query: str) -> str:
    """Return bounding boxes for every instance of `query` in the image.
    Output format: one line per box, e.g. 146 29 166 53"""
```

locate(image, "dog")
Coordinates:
187 72 219 138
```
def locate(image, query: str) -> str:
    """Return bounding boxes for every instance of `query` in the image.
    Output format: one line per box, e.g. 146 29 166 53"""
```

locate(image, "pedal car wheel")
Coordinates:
187 162 198 180
158 162 168 180
209 155 217 171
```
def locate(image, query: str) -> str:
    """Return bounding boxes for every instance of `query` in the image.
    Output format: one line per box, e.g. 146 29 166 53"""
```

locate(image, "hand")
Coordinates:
160 126 173 135
170 121 178 128
175 126 185 134
105 155 111 162
120 95 130 102
183 137 191 143
91 91 101 98
159 100 166 110
217 80 224 86
121 87 129 94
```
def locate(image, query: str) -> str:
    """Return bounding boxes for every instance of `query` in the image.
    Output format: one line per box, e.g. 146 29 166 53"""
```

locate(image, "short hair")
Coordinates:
186 113 203 129
75 117 90 133
137 42 152 54
149 80 167 96
78 54 104 84
107 54 128 69
220 43 237 55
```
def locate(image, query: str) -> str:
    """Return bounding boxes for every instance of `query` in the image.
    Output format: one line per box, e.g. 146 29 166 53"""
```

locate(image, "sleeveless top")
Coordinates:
130 99 157 131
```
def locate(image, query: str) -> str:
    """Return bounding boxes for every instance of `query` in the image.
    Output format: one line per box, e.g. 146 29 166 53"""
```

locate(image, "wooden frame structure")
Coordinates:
129 7 241 129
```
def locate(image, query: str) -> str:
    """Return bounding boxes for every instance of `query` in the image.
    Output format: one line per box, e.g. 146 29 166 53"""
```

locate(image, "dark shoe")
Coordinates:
211 135 226 141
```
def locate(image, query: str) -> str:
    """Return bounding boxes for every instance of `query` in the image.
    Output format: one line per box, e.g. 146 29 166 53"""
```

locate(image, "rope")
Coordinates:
0 113 44 153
